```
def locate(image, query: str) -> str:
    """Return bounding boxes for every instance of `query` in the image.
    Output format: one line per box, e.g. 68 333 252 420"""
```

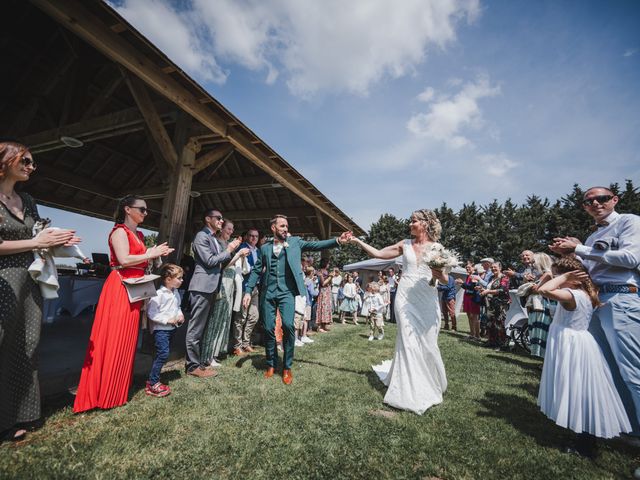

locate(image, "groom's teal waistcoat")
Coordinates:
266 248 297 297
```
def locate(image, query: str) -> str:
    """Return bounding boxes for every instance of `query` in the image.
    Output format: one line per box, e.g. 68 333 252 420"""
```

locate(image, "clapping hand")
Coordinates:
36 228 76 248
146 242 174 259
238 247 251 257
227 236 242 252
549 236 581 255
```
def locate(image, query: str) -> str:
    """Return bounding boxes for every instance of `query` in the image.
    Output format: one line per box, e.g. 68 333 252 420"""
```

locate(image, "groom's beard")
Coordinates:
274 232 287 242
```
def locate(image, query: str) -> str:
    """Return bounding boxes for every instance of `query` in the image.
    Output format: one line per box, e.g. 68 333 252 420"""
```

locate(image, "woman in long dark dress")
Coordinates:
0 142 76 441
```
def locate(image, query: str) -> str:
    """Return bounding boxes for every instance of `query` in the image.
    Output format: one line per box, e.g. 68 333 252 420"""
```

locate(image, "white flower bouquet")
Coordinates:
422 243 460 285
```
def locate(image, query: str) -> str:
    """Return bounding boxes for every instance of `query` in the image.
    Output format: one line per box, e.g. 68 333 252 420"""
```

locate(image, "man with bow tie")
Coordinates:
243 214 352 385
550 186 640 440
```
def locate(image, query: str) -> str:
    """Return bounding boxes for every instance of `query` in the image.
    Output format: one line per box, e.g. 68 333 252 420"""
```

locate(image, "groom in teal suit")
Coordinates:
243 214 351 384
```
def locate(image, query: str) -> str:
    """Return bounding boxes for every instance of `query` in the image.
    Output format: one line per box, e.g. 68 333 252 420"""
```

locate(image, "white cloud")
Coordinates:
111 0 480 97
477 153 518 177
406 74 500 148
623 48 638 57
417 87 436 103
109 0 227 84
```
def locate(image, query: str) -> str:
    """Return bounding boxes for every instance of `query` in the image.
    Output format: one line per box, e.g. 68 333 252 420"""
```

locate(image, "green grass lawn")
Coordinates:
1 315 638 479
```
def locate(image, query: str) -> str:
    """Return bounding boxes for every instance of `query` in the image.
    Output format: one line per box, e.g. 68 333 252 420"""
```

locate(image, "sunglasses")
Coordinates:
130 206 148 214
20 156 37 170
208 214 223 220
582 195 614 207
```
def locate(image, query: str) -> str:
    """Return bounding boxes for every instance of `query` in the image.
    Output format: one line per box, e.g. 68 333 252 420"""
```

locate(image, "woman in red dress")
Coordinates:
74 195 173 413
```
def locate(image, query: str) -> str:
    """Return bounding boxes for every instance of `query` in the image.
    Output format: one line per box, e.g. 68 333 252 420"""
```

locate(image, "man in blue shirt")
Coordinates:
437 274 457 331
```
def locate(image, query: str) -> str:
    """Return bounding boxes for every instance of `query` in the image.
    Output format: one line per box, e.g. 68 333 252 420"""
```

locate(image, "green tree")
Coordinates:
366 214 409 249
144 233 158 248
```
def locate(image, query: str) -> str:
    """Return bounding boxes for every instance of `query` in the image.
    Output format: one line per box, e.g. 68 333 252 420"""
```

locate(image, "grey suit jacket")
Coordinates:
188 227 232 294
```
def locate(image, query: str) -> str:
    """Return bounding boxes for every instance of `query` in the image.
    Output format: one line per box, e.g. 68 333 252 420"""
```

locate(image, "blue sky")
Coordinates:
43 0 640 257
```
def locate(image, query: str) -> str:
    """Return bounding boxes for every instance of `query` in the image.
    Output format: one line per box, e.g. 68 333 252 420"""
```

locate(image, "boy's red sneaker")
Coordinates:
145 381 171 397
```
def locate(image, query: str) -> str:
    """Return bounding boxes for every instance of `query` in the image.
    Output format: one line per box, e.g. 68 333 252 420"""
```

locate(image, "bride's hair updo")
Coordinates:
411 209 442 241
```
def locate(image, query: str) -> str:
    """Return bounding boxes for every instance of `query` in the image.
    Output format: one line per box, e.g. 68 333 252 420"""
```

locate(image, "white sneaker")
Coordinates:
368 335 374 341
301 335 314 344
209 358 222 367
376 334 384 340
277 344 283 352
294 339 304 347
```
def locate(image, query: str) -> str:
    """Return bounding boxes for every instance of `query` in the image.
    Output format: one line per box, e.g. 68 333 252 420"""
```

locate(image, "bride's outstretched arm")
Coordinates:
350 237 403 259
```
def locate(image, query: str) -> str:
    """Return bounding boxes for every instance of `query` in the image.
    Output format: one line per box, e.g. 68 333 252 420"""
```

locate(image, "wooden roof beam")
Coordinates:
20 104 175 153
193 143 234 174
191 207 316 223
133 174 276 199
124 72 177 170
35 164 118 200
31 0 358 234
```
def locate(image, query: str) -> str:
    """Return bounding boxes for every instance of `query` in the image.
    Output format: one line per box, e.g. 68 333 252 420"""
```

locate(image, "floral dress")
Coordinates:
485 275 510 347
315 269 333 327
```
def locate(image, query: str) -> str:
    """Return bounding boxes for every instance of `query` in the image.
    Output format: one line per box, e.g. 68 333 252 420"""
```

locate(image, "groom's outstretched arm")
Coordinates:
299 231 352 252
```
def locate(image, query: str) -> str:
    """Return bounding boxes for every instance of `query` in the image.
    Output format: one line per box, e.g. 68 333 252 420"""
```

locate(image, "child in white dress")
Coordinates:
537 257 631 457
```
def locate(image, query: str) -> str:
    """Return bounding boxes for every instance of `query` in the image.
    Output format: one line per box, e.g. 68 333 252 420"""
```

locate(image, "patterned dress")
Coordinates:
315 269 333 327
485 275 511 347
0 193 42 432
201 239 236 362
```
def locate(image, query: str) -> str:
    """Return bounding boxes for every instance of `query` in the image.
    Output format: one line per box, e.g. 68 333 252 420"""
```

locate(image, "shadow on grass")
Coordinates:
296 358 369 376
233 353 268 370
486 354 541 372
477 390 567 449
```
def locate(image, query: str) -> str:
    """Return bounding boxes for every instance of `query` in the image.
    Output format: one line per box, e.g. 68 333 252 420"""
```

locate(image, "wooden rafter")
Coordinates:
124 72 177 170
31 0 356 233
20 104 175 153
193 143 234 174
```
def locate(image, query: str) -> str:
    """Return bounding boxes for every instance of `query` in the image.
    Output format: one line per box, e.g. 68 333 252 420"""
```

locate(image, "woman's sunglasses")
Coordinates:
20 156 37 170
582 195 614 207
129 206 148 214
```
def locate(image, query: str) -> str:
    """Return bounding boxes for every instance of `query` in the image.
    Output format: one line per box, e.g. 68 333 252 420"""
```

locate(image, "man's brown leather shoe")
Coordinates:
282 369 293 385
187 367 217 378
264 367 275 378
243 345 255 353
233 348 247 356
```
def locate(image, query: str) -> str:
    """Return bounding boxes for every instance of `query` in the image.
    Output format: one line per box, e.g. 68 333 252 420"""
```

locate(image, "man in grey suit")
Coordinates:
186 209 241 377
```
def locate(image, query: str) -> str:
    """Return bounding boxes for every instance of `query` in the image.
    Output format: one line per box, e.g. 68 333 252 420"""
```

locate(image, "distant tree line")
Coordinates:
331 179 640 269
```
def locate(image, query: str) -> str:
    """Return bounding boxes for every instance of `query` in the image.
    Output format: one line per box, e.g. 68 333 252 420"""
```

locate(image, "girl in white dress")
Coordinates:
537 256 631 457
350 209 449 415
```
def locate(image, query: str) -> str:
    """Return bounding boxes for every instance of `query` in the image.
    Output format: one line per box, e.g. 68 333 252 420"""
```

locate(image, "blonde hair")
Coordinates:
368 282 380 293
533 252 553 273
411 209 442 241
552 257 601 308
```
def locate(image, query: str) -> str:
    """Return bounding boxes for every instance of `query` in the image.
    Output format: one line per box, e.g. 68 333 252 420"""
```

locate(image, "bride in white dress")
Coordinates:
350 209 448 415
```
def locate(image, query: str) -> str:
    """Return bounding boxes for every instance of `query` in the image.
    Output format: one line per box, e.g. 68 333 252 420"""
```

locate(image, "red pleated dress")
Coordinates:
73 225 147 413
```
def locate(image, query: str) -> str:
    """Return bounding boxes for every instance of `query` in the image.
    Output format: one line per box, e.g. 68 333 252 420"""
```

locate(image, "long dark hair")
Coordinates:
114 194 143 224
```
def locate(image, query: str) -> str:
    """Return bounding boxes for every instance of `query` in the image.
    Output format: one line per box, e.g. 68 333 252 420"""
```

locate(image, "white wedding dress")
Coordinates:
372 239 448 415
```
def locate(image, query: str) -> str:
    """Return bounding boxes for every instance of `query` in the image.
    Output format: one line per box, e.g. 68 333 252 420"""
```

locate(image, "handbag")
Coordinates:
119 272 160 303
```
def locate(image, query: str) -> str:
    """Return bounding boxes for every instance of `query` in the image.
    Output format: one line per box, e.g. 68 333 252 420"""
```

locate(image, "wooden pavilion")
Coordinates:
2 0 364 262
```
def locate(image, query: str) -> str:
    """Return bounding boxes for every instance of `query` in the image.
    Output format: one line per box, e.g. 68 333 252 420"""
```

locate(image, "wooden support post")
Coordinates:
159 137 199 264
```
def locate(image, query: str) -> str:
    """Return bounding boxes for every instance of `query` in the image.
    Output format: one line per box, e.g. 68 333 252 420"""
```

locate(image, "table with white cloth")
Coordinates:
42 276 105 323
504 289 528 336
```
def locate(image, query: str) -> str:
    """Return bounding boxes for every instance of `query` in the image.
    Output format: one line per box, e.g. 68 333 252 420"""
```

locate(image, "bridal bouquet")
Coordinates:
422 243 460 285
